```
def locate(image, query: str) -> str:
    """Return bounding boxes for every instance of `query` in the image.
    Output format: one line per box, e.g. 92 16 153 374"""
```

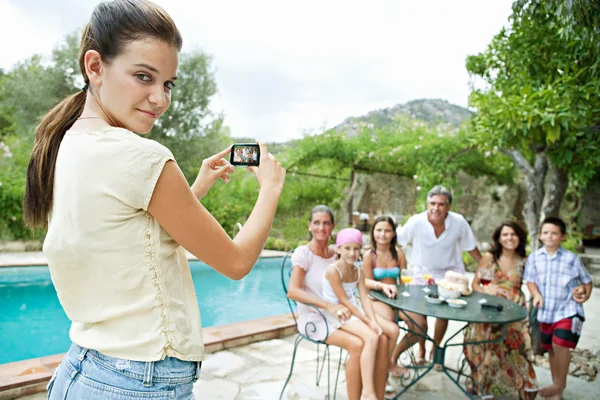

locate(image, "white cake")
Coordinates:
437 271 468 292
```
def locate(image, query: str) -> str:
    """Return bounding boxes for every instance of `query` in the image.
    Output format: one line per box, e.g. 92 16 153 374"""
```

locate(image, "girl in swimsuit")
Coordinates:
363 216 426 370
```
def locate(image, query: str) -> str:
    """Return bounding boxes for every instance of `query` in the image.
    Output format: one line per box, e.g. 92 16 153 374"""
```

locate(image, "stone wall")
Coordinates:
341 171 525 245
581 179 600 232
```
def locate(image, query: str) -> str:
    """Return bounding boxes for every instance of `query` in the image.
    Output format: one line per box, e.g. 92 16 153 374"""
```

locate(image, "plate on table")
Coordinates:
447 299 467 308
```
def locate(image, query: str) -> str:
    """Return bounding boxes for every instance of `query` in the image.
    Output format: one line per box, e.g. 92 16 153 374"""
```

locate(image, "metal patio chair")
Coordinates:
279 249 344 400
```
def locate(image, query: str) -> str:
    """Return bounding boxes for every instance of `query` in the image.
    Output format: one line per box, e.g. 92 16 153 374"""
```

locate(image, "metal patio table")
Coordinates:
370 284 528 399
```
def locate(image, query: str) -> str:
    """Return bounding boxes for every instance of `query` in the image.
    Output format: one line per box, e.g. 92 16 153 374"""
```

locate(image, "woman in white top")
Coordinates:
23 1 285 399
287 206 399 400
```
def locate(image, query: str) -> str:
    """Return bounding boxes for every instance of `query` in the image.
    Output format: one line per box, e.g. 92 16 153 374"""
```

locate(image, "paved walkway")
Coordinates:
19 313 600 399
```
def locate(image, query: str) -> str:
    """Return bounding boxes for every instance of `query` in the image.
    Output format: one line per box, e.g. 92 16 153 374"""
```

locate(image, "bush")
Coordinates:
562 234 582 254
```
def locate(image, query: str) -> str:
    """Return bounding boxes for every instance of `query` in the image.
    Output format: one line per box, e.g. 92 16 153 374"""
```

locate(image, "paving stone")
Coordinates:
238 381 290 400
200 351 247 378
237 338 319 365
193 378 239 400
229 364 291 385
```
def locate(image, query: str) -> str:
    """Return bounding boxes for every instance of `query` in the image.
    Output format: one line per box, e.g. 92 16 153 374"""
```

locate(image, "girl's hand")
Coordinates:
326 303 351 322
368 320 383 336
192 146 235 199
246 142 286 192
380 283 397 298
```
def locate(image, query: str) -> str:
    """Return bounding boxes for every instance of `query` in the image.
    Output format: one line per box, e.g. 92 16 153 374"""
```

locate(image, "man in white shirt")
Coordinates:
396 185 481 369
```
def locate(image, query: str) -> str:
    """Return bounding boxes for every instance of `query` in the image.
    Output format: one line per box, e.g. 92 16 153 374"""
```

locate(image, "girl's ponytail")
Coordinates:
23 90 86 228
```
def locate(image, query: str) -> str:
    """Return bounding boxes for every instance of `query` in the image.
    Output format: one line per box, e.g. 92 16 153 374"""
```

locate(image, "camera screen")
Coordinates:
231 144 259 166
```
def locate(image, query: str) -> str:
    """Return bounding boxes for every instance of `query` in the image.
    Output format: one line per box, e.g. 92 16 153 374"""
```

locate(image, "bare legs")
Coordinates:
372 302 404 375
539 344 570 399
328 321 380 400
327 329 364 400
430 318 449 368
392 311 427 366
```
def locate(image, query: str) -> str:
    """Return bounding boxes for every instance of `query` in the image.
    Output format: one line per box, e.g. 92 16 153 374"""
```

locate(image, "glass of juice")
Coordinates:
401 269 413 297
422 268 433 292
478 267 493 287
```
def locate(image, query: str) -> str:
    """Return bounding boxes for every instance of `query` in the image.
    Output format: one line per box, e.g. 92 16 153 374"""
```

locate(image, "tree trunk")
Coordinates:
541 161 569 221
503 149 548 251
347 168 357 226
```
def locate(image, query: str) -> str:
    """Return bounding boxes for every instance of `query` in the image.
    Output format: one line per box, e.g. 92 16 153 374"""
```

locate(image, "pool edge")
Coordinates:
0 249 288 268
0 313 298 399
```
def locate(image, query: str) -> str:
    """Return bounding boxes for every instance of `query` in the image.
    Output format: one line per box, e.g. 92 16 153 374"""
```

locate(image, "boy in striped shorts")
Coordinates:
524 217 593 400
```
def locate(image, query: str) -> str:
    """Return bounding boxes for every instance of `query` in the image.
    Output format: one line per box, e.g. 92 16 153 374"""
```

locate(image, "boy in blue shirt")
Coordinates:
524 217 593 400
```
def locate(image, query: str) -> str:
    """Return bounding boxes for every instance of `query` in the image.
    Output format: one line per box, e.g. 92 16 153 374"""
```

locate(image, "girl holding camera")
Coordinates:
24 1 285 398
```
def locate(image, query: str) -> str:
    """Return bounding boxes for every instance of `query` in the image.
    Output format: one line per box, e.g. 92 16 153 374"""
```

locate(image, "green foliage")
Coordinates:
462 251 478 272
0 32 227 240
289 117 516 208
561 233 582 254
147 51 229 183
467 1 600 187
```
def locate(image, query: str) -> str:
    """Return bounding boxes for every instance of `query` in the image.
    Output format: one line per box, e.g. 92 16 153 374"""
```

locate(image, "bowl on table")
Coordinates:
425 293 445 304
437 286 462 300
446 299 467 309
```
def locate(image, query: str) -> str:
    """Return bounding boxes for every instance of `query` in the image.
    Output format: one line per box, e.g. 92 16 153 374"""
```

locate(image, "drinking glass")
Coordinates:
478 268 494 287
422 268 432 292
400 269 413 297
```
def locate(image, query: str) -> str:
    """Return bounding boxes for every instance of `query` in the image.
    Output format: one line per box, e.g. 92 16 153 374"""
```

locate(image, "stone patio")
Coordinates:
17 316 600 399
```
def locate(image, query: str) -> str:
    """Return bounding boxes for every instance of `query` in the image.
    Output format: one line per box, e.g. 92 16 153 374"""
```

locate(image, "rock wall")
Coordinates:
341 171 526 246
581 179 600 232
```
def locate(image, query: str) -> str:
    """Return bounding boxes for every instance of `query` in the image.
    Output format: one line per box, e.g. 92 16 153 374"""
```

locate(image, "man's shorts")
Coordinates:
540 315 583 350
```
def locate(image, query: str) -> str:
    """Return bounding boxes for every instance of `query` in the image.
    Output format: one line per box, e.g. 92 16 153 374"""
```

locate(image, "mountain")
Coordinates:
333 99 474 137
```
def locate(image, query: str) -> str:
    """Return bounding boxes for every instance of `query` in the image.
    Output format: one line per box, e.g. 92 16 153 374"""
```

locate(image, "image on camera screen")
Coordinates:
232 145 259 165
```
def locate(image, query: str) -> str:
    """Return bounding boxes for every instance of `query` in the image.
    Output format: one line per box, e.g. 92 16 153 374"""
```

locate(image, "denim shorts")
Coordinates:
47 343 201 399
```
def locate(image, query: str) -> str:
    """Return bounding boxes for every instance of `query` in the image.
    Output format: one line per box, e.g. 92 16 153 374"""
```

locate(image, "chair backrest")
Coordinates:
280 249 298 326
280 248 332 343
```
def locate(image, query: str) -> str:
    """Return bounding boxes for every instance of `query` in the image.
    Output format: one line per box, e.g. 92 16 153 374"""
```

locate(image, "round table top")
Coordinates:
370 285 528 324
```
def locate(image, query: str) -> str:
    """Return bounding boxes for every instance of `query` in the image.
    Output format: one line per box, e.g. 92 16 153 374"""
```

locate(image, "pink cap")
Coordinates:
336 228 363 247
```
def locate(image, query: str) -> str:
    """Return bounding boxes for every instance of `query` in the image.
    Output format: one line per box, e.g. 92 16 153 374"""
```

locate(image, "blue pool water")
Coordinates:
0 257 293 364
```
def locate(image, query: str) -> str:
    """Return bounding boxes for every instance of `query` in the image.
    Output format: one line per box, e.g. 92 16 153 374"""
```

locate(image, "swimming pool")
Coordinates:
0 257 292 364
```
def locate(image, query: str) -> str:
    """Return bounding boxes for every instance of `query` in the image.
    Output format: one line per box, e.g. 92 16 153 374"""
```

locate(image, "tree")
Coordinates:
0 32 228 239
467 0 600 248
287 119 516 225
146 51 230 182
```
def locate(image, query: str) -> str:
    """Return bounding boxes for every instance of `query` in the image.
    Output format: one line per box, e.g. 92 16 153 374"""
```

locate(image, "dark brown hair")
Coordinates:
23 0 182 228
369 215 399 262
490 221 527 262
540 216 567 235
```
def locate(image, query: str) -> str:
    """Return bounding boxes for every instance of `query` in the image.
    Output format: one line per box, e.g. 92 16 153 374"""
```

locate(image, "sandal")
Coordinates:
384 385 398 400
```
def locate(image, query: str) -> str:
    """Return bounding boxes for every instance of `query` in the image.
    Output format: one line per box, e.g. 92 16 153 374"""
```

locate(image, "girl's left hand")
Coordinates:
368 320 383 336
192 146 235 199
380 283 397 299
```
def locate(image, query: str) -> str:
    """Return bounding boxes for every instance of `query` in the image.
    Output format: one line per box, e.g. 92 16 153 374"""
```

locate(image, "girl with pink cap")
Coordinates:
287 205 399 400
323 228 401 400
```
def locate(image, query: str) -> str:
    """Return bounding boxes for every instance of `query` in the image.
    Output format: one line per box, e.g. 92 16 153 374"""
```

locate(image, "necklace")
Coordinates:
77 116 108 121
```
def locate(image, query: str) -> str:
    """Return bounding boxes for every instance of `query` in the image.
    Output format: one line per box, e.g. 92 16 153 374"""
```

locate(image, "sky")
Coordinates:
0 0 514 142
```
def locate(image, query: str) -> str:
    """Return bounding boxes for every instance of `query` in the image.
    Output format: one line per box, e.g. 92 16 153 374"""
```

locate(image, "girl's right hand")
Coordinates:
368 320 382 336
326 303 350 322
246 141 286 192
